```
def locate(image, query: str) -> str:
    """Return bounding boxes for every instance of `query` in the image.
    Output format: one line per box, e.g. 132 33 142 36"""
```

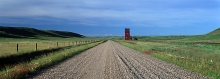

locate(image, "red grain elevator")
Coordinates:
125 28 131 40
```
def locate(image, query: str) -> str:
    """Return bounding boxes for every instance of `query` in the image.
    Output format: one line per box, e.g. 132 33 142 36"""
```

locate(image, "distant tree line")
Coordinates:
130 36 138 40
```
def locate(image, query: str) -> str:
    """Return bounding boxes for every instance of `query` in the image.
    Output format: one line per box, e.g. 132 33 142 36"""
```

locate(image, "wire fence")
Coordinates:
0 40 99 57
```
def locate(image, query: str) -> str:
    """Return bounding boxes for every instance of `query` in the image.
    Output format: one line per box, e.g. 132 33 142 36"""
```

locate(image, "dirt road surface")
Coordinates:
28 40 209 79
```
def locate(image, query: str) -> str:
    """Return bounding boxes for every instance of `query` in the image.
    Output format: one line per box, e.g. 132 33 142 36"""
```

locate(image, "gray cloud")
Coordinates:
0 0 220 27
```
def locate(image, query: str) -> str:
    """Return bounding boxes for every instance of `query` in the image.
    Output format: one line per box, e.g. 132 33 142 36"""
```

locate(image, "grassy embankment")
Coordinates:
116 28 220 79
0 39 104 79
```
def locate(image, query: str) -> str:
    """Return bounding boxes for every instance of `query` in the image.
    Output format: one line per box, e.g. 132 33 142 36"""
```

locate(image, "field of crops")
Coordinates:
0 37 97 57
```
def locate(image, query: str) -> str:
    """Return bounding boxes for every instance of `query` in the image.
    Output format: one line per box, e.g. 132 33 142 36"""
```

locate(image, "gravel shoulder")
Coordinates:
28 40 209 79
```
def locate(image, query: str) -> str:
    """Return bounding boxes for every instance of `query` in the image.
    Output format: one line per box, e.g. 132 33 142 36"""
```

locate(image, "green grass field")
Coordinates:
116 35 220 79
111 28 220 79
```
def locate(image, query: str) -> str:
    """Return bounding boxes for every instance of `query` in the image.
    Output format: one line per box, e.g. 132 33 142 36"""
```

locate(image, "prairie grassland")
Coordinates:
117 40 220 79
0 37 96 57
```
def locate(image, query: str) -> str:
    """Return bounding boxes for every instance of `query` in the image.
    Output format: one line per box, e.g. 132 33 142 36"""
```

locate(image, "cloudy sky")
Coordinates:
0 0 220 36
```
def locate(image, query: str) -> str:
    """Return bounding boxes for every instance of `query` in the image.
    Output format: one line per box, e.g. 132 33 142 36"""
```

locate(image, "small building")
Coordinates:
125 28 131 40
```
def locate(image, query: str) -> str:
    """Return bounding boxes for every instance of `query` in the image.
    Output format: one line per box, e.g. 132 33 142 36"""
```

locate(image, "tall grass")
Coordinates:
116 40 220 79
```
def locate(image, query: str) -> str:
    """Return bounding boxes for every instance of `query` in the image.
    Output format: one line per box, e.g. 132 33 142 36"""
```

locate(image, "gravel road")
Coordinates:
28 40 209 79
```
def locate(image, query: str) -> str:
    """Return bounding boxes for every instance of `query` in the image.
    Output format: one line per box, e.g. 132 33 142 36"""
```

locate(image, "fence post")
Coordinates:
36 43 38 51
48 43 50 48
17 44 18 53
57 42 58 47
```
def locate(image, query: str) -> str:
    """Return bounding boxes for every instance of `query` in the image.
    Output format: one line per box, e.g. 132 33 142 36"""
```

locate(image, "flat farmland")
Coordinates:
0 38 94 57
